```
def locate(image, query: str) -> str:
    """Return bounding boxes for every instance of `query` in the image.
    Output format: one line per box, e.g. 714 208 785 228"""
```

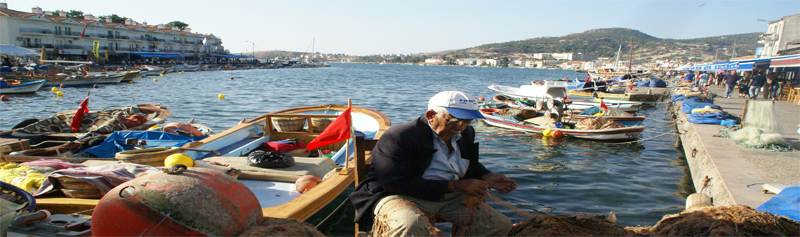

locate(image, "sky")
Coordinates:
6 0 799 56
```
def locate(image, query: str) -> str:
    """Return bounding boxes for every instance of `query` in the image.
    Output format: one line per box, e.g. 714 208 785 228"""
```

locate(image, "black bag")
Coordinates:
247 150 295 168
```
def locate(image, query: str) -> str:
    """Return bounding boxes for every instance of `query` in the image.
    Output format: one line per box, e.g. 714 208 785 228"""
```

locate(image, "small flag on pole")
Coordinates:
600 98 608 111
306 105 352 151
79 24 87 39
70 96 90 132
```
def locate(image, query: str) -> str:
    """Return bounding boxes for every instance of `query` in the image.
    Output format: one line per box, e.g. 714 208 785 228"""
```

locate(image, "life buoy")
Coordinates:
162 122 203 137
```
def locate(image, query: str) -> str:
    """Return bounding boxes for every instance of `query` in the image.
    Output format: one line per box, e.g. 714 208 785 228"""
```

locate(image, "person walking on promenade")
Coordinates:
724 70 740 98
698 71 710 90
749 70 766 100
685 71 696 84
767 74 781 101
350 91 518 237
738 71 752 98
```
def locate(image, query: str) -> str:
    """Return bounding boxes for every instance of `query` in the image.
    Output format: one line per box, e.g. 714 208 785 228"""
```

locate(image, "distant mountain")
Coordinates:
443 28 760 62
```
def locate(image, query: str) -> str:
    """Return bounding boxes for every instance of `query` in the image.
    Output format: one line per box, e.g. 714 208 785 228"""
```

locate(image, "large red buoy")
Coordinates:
91 167 262 236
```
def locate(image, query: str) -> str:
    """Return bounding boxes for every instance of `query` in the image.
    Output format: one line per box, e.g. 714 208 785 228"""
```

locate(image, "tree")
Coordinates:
166 21 189 31
98 14 128 23
501 57 510 67
53 10 83 18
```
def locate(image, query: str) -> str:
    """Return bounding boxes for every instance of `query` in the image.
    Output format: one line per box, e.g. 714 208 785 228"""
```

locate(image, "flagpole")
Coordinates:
343 99 354 173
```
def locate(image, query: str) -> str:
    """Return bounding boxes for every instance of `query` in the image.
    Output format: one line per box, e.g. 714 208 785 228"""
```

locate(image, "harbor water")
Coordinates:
0 63 693 235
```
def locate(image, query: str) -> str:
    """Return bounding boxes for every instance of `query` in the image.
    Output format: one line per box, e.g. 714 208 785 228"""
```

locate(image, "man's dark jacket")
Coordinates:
349 116 491 228
724 73 740 85
751 74 766 87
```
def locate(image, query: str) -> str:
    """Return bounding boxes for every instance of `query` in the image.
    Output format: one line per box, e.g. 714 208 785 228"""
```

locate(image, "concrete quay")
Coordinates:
670 85 800 209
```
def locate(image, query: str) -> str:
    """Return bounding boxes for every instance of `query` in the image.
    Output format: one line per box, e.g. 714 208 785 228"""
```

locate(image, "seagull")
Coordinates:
698 3 705 7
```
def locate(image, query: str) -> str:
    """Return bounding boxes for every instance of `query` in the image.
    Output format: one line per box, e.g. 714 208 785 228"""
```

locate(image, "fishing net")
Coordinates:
576 117 625 130
239 218 325 237
639 205 800 236
718 101 793 151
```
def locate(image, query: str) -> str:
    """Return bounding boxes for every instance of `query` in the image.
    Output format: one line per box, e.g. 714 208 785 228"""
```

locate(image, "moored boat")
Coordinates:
30 104 391 223
479 108 644 141
0 79 46 94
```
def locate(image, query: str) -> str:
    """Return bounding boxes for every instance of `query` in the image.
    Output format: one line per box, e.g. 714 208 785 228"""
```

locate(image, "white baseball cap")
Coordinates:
428 91 485 119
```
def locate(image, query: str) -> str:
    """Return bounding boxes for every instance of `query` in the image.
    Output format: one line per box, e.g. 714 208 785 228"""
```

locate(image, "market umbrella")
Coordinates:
0 45 39 57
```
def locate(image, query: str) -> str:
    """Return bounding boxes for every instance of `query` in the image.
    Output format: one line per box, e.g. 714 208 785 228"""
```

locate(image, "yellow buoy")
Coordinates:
56 91 64 97
218 94 226 99
164 154 194 167
128 81 134 84
138 76 143 80
159 74 164 77
543 129 552 137
179 72 183 74
51 87 58 92
153 78 158 82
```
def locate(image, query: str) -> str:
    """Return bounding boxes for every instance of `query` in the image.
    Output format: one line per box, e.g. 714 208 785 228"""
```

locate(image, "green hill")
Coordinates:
445 28 760 62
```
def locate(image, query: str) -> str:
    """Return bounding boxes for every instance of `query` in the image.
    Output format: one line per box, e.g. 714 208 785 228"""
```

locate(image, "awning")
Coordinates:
211 54 256 59
737 63 754 71
130 52 184 58
769 56 800 68
0 45 39 57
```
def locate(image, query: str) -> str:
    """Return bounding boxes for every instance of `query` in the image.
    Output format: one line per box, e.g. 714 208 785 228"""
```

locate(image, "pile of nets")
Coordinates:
239 218 325 237
508 215 627 236
576 117 625 130
507 205 799 236
714 101 794 151
630 205 800 236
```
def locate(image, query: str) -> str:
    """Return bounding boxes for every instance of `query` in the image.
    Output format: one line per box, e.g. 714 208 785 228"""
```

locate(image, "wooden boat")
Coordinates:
42 75 109 87
138 66 167 77
0 79 46 94
32 104 391 222
488 80 568 101
479 108 644 141
561 108 647 126
587 67 650 80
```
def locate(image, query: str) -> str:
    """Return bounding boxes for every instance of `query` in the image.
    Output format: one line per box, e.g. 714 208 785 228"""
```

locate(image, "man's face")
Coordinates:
426 110 471 141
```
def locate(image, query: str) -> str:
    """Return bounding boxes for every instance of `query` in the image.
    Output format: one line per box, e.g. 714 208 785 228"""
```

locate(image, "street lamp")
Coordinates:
245 40 256 58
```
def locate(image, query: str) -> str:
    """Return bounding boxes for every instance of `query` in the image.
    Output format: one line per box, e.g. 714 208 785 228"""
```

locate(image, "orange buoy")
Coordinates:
551 130 563 138
230 77 234 80
295 175 322 194
59 84 65 88
477 97 485 101
0 95 8 101
91 167 262 236
93 84 99 88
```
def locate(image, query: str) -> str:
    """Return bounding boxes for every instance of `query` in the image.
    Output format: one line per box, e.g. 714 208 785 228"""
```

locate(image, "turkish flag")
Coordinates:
79 24 87 39
585 76 591 82
600 99 608 111
630 81 634 90
70 98 89 132
306 106 352 151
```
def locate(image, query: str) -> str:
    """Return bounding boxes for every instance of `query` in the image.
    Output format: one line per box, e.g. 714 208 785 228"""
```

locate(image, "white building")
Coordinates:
758 14 800 58
456 58 477 66
0 4 226 61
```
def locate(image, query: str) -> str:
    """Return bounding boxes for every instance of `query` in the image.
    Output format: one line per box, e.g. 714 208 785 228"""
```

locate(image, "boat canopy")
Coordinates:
769 55 800 68
80 131 206 158
130 52 184 58
681 54 799 72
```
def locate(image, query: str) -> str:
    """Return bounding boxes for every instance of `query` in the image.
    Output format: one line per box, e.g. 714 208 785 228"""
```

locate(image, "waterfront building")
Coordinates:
0 4 226 62
758 14 799 58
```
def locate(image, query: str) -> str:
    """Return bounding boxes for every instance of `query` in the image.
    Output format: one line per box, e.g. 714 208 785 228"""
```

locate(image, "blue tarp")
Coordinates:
682 99 721 114
637 81 651 87
80 131 206 158
650 79 667 88
687 112 724 124
130 52 184 58
756 187 800 222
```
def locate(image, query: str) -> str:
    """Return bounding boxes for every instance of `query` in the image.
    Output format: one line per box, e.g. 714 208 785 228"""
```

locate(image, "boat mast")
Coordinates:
628 36 633 73
614 45 621 68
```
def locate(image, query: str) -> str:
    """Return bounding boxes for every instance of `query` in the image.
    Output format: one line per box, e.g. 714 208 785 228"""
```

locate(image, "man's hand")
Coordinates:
482 173 517 194
448 179 490 196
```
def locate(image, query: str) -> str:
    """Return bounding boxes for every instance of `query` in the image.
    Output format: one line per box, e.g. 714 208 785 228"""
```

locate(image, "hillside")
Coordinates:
444 28 760 62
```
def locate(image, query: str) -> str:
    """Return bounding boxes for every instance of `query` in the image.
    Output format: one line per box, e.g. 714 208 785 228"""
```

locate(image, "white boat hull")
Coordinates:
0 80 46 93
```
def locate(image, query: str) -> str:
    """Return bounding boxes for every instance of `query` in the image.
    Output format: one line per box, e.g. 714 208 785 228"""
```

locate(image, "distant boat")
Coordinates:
479 108 644 141
0 79 46 94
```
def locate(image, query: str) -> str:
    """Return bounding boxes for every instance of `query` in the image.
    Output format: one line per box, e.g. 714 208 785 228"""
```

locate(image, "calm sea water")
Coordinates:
0 63 693 234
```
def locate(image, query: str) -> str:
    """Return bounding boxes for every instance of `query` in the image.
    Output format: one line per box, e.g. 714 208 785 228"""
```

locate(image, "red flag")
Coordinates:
630 81 634 90
306 106 352 151
70 98 89 132
79 24 87 39
585 76 591 82
600 98 608 111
